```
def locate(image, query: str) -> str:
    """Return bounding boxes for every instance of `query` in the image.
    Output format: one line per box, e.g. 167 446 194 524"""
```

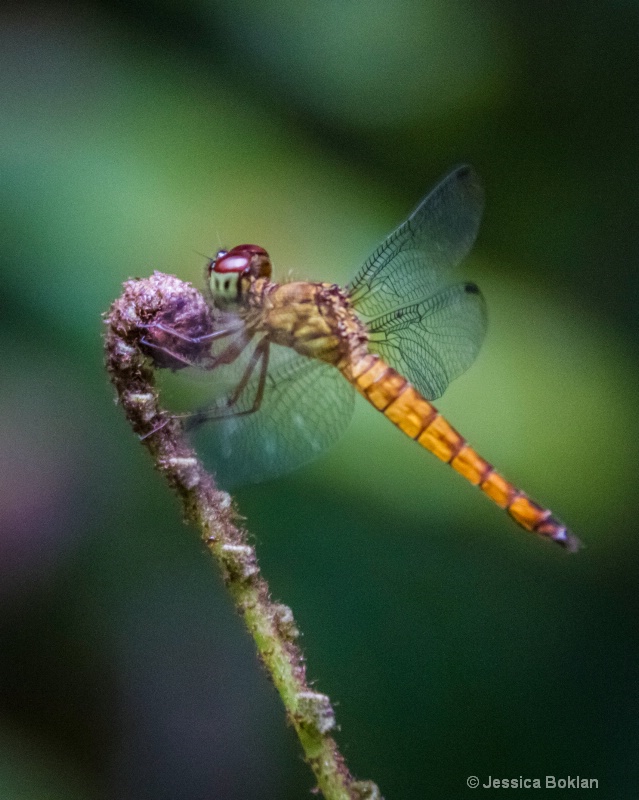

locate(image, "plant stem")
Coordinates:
104 272 382 800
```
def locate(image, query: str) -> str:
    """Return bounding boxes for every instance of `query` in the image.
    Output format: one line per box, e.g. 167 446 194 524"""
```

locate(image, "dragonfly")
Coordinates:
143 165 579 551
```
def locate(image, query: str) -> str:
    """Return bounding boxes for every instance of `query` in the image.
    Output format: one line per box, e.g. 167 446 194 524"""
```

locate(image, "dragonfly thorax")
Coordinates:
208 244 272 308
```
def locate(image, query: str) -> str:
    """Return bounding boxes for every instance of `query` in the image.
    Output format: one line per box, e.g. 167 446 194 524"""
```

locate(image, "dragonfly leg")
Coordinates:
139 335 201 368
204 331 254 370
140 320 244 345
139 318 250 371
184 337 271 430
227 337 270 408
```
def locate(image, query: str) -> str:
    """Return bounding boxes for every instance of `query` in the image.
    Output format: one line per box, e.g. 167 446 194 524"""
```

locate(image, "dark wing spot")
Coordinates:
224 279 230 291
464 282 480 294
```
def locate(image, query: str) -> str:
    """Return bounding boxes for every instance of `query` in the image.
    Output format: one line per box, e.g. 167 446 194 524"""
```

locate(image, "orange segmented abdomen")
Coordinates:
344 354 579 552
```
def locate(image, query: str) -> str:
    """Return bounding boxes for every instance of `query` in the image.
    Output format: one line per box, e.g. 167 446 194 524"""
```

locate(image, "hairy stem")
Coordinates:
104 272 382 800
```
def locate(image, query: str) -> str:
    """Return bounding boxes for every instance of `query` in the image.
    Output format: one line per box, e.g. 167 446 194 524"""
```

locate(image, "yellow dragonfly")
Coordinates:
142 166 578 551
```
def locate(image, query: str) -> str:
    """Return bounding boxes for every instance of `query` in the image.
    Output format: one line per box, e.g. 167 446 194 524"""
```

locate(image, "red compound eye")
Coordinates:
212 244 271 278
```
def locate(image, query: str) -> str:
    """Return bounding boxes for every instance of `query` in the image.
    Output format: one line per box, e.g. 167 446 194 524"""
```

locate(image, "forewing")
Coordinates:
187 341 355 489
366 282 487 400
347 165 484 318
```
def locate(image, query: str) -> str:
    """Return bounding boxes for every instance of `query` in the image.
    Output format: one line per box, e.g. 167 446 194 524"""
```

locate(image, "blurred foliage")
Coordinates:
0 1 638 798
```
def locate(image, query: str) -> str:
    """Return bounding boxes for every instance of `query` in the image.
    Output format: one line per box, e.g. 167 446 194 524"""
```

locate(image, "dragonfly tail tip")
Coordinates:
555 526 582 553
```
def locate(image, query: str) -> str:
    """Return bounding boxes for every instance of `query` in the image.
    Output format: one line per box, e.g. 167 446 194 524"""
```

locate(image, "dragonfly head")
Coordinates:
207 244 272 307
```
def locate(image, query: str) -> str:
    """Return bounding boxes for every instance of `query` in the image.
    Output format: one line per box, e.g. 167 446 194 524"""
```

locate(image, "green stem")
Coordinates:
104 272 382 800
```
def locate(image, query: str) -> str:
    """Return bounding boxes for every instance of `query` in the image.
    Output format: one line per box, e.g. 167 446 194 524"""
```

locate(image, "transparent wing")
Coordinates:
187 340 355 490
347 165 486 399
347 165 484 318
367 282 487 400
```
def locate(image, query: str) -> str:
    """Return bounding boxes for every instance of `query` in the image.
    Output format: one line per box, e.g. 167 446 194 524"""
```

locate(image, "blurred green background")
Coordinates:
1 1 638 798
